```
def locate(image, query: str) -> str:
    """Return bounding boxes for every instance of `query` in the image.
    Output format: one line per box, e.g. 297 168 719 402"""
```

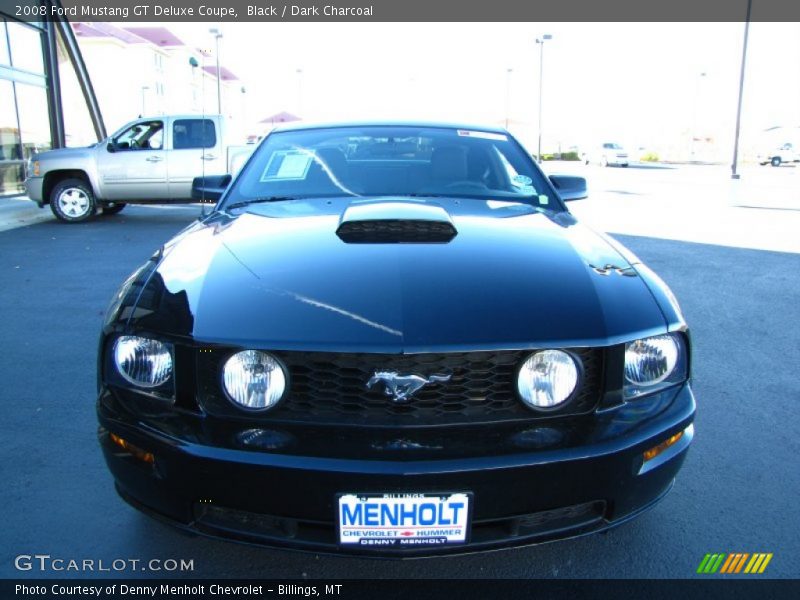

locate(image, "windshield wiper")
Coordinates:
225 196 304 211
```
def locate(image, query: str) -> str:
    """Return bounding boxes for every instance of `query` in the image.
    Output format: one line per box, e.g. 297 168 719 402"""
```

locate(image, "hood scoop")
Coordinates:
336 201 458 244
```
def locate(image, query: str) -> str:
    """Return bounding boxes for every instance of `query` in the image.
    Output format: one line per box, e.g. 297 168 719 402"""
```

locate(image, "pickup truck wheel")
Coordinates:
770 156 782 167
101 203 126 216
50 178 97 223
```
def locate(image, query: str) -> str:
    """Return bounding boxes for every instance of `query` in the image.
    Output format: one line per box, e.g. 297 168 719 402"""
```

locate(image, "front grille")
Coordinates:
197 348 604 426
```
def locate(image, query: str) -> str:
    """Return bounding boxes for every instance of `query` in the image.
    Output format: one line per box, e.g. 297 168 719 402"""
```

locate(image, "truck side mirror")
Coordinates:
192 174 232 203
106 141 116 153
549 175 588 202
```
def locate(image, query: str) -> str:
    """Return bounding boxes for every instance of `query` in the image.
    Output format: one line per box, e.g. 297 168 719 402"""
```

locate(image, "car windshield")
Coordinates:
224 125 558 209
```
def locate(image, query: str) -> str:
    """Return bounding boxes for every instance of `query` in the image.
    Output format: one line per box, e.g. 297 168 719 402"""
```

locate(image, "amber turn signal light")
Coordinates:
643 431 684 462
109 433 154 464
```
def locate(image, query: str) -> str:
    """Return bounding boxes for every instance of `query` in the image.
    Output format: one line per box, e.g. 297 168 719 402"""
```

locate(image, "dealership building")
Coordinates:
1 4 238 198
0 11 104 196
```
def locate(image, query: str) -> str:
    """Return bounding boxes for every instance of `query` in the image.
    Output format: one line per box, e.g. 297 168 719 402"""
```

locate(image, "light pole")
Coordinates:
296 68 304 116
536 34 552 164
140 85 149 115
189 56 199 111
240 85 247 124
209 27 223 115
504 68 513 129
731 0 752 180
690 71 707 160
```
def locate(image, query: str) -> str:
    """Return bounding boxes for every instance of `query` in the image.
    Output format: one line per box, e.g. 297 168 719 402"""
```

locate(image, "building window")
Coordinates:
16 82 52 159
55 25 96 147
0 19 51 196
0 20 10 66
0 78 24 195
6 20 44 74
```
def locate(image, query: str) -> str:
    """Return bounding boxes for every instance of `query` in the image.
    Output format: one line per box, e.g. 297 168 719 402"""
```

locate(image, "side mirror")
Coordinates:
549 175 588 202
106 141 116 153
192 174 232 203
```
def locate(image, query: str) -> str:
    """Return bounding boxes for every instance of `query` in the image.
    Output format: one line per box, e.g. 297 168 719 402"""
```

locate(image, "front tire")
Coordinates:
50 178 97 223
770 156 782 167
101 203 126 216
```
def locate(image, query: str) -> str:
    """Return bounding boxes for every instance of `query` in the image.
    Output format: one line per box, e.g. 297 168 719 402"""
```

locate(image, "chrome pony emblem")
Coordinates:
366 371 452 403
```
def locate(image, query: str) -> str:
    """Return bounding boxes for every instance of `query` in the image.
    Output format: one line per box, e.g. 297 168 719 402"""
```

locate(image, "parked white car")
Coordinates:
582 142 630 167
757 142 799 167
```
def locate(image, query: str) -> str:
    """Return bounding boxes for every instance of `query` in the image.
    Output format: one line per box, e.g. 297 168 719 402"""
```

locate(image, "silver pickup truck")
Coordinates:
25 114 253 222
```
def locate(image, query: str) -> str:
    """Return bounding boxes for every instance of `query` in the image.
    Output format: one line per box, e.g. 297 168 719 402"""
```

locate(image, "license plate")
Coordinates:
337 493 471 548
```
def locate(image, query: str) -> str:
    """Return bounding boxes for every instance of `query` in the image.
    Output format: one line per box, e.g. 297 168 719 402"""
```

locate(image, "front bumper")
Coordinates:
98 383 695 557
24 176 44 205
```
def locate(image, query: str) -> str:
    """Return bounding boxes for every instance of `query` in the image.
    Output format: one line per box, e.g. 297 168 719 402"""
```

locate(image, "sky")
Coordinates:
164 21 800 154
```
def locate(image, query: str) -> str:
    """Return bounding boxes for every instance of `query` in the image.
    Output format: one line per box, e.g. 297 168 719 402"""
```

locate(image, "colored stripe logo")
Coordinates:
697 553 773 574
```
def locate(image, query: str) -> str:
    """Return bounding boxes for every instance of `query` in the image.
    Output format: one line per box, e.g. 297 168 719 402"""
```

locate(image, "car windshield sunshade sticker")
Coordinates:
457 130 508 141
260 150 313 182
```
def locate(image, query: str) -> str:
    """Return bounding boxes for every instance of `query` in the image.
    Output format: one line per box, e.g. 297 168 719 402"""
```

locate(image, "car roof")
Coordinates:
271 120 509 134
135 114 223 121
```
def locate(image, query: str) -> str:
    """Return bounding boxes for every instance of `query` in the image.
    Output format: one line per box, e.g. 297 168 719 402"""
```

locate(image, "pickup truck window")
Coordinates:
173 119 216 150
115 120 163 151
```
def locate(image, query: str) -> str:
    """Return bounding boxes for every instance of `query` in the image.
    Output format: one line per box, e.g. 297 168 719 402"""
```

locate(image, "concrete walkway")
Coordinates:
0 196 52 233
545 162 800 254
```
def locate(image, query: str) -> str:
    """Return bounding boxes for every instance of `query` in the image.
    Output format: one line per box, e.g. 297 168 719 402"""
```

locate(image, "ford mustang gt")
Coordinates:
97 122 695 556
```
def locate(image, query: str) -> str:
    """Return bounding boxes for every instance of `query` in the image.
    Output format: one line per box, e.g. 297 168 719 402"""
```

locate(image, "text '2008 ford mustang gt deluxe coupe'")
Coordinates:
97 122 695 556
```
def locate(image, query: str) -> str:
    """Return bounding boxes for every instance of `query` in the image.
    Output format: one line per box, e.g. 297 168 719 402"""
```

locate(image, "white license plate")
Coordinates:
337 493 471 548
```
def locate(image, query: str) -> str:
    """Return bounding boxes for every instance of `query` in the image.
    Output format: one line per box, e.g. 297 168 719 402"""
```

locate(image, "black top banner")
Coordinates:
2 0 800 22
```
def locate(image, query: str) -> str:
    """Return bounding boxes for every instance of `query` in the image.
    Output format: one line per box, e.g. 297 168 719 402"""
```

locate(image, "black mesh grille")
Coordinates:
197 348 603 426
336 219 457 243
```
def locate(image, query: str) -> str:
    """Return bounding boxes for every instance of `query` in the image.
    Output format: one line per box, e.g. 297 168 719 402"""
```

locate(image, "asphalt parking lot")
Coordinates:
1 164 798 579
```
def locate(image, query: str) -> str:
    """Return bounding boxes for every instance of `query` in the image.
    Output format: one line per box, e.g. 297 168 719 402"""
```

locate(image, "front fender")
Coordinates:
37 146 103 202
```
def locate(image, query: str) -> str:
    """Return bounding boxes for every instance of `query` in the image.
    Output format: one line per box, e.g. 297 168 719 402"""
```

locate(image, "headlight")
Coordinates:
222 350 287 411
624 335 678 386
624 333 687 399
114 336 173 388
517 350 579 410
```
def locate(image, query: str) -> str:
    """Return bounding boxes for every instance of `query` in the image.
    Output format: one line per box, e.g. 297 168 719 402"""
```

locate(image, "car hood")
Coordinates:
35 145 96 162
128 200 668 352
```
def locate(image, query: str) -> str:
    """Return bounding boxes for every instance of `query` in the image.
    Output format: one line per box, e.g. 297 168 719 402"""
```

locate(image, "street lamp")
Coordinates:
209 27 223 115
690 71 707 160
240 85 247 124
296 68 304 116
140 85 149 115
535 34 552 164
188 56 199 111
731 0 752 180
504 68 513 129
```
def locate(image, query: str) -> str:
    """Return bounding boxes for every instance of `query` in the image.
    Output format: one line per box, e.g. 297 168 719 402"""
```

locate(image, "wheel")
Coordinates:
621 163 629 168
770 156 782 167
50 178 97 223
101 203 126 216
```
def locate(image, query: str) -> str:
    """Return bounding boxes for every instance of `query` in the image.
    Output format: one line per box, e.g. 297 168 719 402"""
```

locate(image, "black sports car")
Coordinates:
98 122 695 556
